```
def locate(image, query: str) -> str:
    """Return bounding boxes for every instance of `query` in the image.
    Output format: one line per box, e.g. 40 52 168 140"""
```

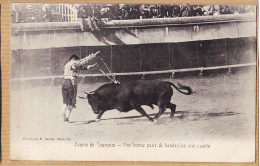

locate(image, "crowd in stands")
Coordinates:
12 4 62 23
77 4 255 31
12 4 255 29
83 4 255 20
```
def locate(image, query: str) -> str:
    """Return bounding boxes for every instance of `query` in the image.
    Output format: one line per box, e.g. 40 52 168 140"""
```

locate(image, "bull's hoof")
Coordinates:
149 118 155 122
95 119 101 122
62 113 66 121
170 115 175 118
65 118 69 122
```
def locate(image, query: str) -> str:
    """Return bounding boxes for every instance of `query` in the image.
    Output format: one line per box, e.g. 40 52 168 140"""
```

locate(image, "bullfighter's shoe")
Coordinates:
65 118 69 122
62 113 66 122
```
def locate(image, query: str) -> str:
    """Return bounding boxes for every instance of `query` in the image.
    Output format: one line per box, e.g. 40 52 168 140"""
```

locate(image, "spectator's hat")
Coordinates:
101 7 107 13
69 54 80 60
150 5 155 8
26 4 33 10
106 4 115 7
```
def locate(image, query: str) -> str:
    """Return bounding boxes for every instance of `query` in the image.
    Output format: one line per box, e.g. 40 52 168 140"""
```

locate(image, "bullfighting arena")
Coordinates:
9 5 257 161
11 69 256 143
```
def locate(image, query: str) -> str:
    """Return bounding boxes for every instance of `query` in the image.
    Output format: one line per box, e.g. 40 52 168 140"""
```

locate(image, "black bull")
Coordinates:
79 80 193 122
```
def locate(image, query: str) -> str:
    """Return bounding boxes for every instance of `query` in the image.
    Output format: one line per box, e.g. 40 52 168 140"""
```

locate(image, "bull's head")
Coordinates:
79 91 101 114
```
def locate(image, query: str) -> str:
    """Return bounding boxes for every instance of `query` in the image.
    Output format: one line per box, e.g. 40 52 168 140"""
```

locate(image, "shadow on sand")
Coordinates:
69 111 239 125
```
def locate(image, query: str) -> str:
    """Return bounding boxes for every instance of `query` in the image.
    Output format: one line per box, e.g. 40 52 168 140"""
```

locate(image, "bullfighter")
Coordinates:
62 51 100 122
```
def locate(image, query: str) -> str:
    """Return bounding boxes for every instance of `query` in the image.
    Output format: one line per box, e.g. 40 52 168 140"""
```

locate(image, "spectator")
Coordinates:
15 4 26 23
128 5 141 19
12 4 256 24
170 5 181 17
230 5 242 14
121 4 131 19
42 4 52 22
102 4 118 20
77 4 93 31
220 5 233 14
150 5 158 18
179 5 193 17
202 5 213 16
116 4 125 19
90 5 102 31
159 5 168 18
212 5 222 16
140 5 151 19
62 52 99 122
192 5 203 16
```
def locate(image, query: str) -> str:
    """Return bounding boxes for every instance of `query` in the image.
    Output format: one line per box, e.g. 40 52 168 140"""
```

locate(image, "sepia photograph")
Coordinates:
10 3 256 162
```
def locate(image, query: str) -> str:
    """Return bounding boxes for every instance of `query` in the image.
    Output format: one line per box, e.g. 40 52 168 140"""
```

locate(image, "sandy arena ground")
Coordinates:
11 70 256 144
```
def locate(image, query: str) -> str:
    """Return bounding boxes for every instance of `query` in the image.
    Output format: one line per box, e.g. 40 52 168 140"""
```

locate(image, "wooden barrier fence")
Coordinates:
11 62 256 82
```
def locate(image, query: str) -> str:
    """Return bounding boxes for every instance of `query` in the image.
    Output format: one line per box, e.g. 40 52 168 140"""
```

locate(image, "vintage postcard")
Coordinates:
10 3 256 162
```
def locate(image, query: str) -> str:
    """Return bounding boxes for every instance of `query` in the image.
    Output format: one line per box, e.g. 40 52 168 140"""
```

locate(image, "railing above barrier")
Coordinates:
105 14 256 28
11 14 256 33
11 62 256 82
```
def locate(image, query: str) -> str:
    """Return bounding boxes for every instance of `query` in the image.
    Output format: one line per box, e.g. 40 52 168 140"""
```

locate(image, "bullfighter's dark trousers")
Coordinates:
62 79 77 106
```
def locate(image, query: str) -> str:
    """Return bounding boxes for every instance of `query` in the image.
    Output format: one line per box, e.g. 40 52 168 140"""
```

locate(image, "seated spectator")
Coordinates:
13 4 256 24
42 4 52 22
167 5 174 17
159 5 168 18
212 5 222 15
90 5 102 31
230 5 242 14
192 5 203 16
220 5 233 14
150 5 158 18
77 4 93 31
129 5 141 19
171 5 181 17
155 5 162 18
202 5 213 16
116 4 125 19
100 5 108 19
139 5 151 19
121 5 131 19
101 4 118 20
77 4 101 31
15 4 27 23
179 5 193 17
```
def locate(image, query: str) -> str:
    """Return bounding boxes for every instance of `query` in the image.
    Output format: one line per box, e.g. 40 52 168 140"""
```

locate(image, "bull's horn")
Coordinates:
78 96 87 99
84 91 95 95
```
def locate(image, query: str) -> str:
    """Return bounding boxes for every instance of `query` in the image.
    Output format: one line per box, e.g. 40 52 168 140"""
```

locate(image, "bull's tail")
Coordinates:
168 82 193 95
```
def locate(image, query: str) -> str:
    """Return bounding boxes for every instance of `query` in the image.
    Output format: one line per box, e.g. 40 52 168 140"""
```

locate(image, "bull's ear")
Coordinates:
89 91 96 95
84 91 96 98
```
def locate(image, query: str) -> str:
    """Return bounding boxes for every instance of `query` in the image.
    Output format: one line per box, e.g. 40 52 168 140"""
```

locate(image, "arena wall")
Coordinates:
11 14 256 83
